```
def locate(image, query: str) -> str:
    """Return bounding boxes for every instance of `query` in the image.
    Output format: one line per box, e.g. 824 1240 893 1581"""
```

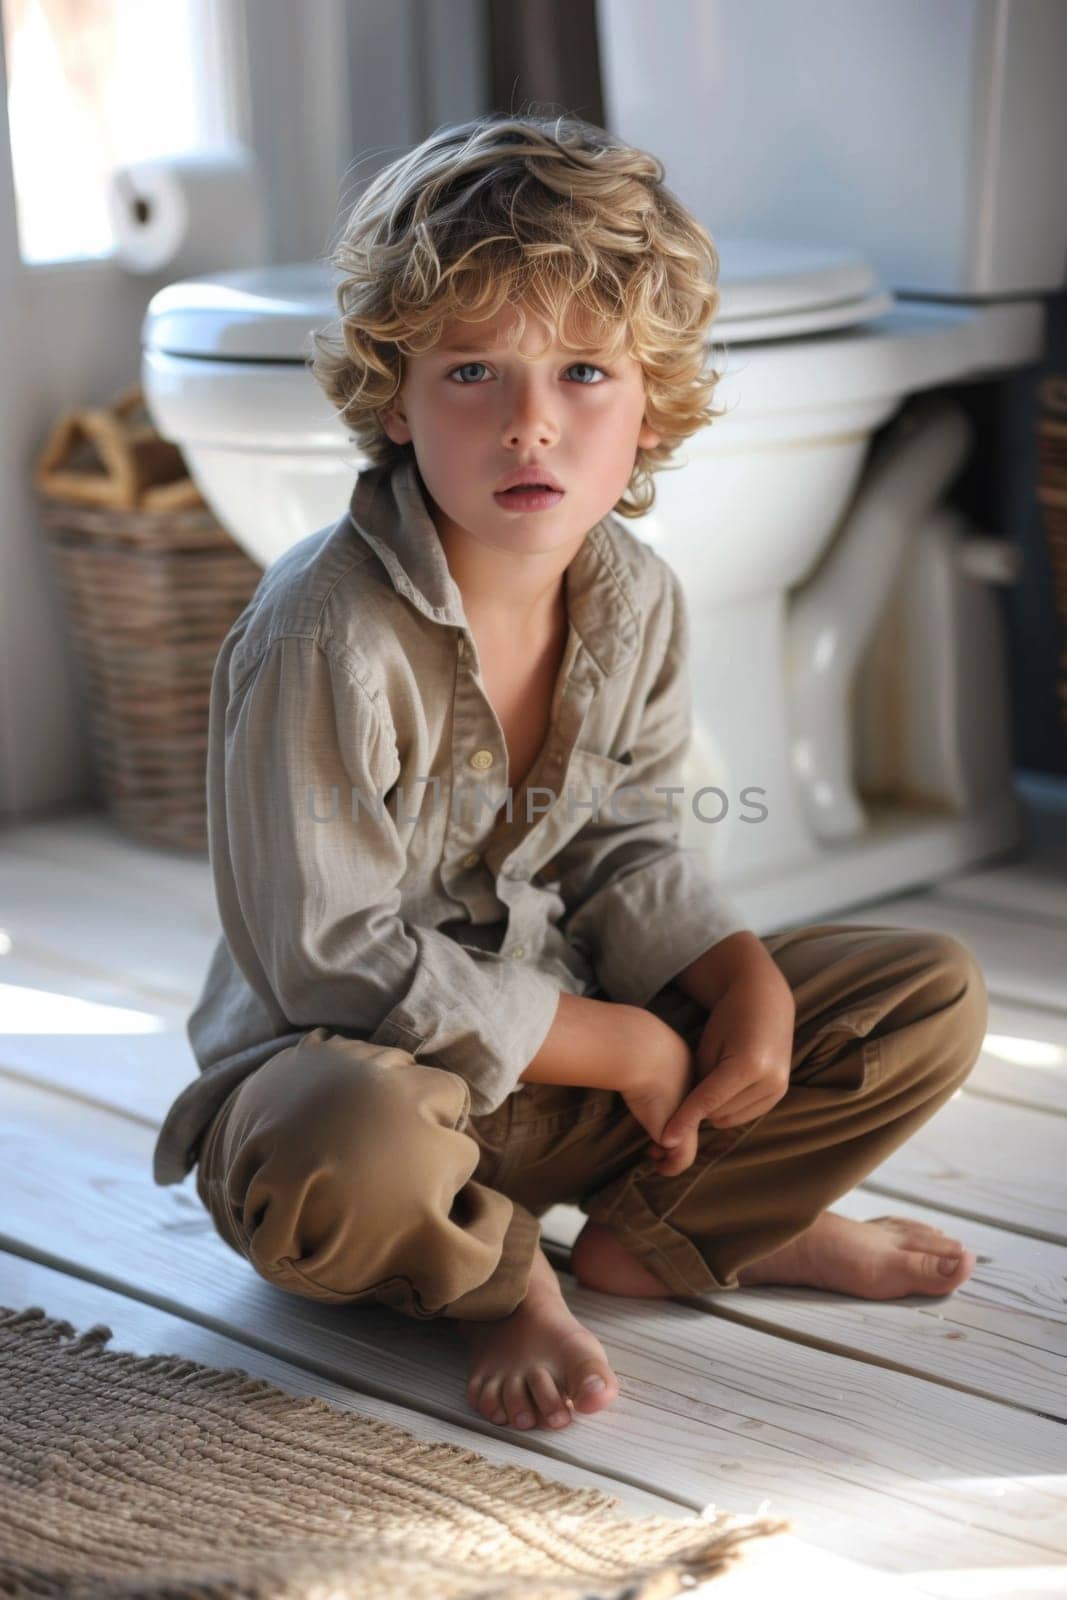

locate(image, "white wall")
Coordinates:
0 0 485 825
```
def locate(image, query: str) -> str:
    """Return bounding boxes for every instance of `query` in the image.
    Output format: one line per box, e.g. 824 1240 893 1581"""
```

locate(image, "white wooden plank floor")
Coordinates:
1 771 1065 1600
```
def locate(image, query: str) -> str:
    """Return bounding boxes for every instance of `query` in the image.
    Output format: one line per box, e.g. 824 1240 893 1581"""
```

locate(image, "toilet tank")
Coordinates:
596 0 1067 296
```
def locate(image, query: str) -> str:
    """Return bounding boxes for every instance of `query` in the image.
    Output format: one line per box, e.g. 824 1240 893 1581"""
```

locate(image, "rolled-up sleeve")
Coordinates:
218 635 561 1114
555 562 750 1007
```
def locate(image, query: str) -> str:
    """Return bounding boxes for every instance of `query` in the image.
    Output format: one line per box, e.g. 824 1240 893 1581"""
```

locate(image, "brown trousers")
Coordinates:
195 923 988 1320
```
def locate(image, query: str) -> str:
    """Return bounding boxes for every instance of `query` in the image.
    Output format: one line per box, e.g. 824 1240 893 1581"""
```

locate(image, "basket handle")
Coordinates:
34 384 203 511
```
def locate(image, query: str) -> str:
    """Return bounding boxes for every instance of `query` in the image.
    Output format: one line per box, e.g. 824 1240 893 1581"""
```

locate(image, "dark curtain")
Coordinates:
485 0 605 127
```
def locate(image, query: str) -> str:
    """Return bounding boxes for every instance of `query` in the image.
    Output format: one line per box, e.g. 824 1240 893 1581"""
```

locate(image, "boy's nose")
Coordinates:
504 422 557 449
502 400 559 449
500 373 561 448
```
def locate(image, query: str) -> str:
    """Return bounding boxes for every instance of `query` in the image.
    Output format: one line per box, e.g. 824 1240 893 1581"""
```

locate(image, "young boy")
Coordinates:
153 113 988 1437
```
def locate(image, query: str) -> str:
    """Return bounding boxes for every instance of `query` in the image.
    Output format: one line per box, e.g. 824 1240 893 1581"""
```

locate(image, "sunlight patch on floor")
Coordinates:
983 1033 1065 1070
0 981 165 1035
908 1564 1067 1597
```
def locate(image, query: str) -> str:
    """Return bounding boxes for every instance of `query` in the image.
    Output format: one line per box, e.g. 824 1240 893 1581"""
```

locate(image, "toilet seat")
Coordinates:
140 255 1041 461
141 242 1043 477
143 263 338 362
140 241 895 363
713 239 894 341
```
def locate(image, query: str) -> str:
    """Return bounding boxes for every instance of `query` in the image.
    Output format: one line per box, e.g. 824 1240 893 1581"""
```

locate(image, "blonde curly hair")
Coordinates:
308 111 727 519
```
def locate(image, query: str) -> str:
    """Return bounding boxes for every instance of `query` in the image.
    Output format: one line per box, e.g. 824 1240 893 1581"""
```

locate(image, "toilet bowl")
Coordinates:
140 242 1043 924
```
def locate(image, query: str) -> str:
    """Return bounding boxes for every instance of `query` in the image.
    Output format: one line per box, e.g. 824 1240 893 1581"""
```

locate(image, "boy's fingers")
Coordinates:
659 1092 765 1167
657 1125 699 1170
711 1076 789 1124
661 1088 706 1146
657 1078 786 1171
663 1077 758 1145
653 1145 695 1177
707 1093 758 1124
692 1072 781 1129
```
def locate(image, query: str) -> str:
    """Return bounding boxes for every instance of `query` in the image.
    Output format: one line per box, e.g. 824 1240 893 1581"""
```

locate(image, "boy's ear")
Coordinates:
637 419 662 450
381 405 413 446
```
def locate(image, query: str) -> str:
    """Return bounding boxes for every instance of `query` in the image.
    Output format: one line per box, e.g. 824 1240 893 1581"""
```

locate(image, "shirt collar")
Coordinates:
347 454 640 677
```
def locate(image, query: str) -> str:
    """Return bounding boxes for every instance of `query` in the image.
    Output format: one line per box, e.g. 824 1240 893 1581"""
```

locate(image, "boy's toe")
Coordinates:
476 1377 505 1423
912 1246 975 1295
466 1374 485 1409
526 1364 571 1427
502 1374 537 1428
568 1364 617 1414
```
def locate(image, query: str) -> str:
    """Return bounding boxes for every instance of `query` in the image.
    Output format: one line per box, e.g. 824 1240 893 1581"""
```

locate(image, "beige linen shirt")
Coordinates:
153 454 750 1185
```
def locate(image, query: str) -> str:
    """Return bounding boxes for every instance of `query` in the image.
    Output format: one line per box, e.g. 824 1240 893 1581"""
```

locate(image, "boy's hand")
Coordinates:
648 970 796 1179
615 1010 697 1150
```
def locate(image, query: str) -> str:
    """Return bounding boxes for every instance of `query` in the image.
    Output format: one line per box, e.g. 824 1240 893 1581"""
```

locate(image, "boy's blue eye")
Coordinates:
447 362 608 385
568 363 608 385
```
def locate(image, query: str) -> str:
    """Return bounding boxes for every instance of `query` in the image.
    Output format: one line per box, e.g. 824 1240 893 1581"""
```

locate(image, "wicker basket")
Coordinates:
1037 374 1067 754
35 384 263 854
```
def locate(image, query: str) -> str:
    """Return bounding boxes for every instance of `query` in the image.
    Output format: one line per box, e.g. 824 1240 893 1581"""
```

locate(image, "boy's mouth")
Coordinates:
493 485 566 510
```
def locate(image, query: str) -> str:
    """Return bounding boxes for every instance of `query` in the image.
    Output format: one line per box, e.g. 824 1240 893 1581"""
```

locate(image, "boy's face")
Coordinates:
380 300 661 558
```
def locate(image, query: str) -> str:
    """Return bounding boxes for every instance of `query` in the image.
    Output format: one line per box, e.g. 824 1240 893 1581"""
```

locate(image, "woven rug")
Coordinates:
0 1304 793 1599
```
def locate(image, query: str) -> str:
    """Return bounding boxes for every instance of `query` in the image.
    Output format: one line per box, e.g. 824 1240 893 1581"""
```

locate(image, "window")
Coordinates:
1 0 247 264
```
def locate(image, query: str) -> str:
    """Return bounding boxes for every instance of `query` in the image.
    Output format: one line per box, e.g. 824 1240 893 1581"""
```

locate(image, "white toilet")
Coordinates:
140 7 1066 928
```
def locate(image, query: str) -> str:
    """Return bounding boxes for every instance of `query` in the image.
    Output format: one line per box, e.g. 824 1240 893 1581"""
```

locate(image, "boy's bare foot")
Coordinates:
735 1210 976 1297
571 1212 976 1301
456 1245 619 1432
460 1213 975 1432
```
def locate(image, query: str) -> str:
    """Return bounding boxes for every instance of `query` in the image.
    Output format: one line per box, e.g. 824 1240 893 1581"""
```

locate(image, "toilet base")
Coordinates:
721 788 1025 934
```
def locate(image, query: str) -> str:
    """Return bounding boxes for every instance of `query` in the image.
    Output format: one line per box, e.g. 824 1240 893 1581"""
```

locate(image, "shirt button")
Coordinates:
462 851 480 869
469 749 494 771
510 945 526 960
546 752 562 768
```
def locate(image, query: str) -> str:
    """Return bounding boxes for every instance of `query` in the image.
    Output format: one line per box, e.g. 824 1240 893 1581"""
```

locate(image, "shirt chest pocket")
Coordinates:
526 747 636 878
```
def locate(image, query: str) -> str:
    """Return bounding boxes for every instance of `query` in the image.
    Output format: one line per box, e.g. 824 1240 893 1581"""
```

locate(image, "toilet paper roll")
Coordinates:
106 147 269 277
